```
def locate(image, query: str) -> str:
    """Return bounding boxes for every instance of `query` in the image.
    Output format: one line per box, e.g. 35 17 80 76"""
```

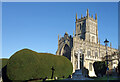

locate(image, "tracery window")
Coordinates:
80 49 83 53
87 51 91 57
92 50 94 56
95 52 98 58
92 36 95 43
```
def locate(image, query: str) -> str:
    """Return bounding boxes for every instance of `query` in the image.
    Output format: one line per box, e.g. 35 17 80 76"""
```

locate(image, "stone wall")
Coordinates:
72 36 118 77
56 9 118 77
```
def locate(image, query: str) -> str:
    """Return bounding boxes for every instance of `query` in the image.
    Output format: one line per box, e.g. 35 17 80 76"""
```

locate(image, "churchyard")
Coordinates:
0 49 120 82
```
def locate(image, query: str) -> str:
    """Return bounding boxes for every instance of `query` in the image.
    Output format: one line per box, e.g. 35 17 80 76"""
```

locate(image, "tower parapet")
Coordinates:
75 9 98 44
76 9 97 23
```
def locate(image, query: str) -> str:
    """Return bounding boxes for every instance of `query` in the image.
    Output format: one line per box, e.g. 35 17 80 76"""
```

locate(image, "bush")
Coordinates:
7 49 73 81
0 58 8 70
93 61 107 77
82 67 89 77
0 58 10 82
118 62 120 75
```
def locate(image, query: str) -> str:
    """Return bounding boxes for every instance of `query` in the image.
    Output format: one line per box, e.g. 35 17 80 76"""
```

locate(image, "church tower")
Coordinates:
75 9 98 43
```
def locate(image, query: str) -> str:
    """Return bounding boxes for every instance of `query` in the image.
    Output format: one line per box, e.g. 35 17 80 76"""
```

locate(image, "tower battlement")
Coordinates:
76 9 97 23
75 9 98 44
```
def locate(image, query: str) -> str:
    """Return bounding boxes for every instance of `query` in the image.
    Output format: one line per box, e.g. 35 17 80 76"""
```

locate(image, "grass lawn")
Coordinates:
94 76 120 80
28 78 66 82
27 76 120 82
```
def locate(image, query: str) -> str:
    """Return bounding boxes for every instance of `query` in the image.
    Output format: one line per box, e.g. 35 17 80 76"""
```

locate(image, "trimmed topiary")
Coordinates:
0 58 10 82
7 49 39 80
0 58 8 69
7 48 73 81
53 55 73 78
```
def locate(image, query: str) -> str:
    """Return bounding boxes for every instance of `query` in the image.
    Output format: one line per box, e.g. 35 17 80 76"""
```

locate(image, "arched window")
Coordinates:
95 52 98 58
63 44 71 60
80 24 81 30
80 49 83 53
101 53 104 57
92 50 94 56
92 36 95 43
87 51 91 57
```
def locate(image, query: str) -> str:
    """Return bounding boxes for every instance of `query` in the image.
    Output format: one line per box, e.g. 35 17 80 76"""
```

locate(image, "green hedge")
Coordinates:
7 49 73 81
93 61 107 77
118 62 120 75
0 58 10 82
0 58 8 69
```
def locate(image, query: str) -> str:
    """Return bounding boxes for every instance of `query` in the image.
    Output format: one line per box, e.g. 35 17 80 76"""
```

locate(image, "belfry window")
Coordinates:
80 24 81 30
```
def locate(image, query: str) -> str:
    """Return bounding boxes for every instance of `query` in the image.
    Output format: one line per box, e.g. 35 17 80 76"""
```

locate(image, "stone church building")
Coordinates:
56 9 119 77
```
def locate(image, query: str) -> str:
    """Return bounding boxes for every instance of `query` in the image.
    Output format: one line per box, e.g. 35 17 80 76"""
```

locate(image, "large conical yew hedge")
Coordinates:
7 49 73 81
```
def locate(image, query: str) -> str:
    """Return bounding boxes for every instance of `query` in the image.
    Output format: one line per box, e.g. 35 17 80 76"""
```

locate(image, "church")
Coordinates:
56 9 119 77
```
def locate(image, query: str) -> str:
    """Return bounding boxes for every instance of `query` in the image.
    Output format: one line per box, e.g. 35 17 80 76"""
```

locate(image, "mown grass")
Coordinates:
94 75 120 80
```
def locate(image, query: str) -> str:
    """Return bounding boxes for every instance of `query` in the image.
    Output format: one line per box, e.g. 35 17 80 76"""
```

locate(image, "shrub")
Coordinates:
93 61 107 77
0 58 10 82
118 62 120 75
82 67 89 77
0 58 8 70
7 49 73 81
